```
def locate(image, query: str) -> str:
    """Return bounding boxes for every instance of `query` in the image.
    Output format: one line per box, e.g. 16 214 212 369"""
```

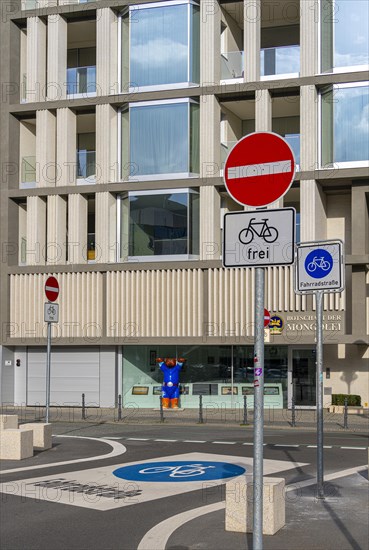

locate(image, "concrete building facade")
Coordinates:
0 0 368 410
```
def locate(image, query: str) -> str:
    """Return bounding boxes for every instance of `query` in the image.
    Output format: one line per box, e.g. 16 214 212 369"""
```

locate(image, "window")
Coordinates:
87 196 95 262
121 1 200 91
121 99 199 179
321 0 369 72
321 83 369 166
118 189 199 261
67 48 96 96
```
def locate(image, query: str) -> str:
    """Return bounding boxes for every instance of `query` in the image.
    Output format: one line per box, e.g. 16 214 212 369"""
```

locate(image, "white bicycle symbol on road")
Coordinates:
139 463 216 478
306 256 331 273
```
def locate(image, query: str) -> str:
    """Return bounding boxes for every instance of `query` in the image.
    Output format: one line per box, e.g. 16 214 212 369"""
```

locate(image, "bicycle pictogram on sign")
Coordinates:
304 249 333 279
238 218 279 244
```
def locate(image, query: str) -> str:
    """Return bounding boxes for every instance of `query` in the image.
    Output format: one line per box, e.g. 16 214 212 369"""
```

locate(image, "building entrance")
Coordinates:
290 349 316 408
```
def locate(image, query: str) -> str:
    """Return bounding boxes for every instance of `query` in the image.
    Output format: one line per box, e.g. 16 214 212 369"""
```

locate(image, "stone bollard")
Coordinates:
225 475 285 535
0 428 34 460
0 415 19 431
19 423 52 451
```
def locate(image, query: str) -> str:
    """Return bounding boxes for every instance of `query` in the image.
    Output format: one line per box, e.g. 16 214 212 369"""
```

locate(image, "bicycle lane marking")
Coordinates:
0 452 307 511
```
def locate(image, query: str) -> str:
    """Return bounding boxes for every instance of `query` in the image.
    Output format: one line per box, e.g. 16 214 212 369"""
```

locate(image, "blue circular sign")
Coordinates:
113 461 246 482
304 249 333 279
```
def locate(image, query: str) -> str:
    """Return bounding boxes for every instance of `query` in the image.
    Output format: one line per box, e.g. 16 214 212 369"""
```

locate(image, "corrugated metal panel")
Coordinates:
10 273 103 339
106 269 204 338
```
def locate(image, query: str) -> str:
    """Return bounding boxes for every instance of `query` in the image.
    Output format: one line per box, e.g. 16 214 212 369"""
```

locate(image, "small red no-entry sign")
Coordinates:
264 308 271 327
224 132 295 208
45 276 59 302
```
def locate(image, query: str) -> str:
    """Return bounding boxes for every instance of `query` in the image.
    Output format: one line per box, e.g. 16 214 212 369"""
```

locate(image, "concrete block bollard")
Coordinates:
0 428 33 460
19 423 52 451
225 475 285 535
0 415 19 431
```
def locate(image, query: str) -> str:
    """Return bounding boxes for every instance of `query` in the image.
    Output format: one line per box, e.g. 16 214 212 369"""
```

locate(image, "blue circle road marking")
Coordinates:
304 249 333 279
113 461 246 482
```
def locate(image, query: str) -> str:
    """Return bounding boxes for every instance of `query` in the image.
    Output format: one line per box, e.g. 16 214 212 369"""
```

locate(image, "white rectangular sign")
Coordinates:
223 208 295 268
44 303 59 323
295 240 344 293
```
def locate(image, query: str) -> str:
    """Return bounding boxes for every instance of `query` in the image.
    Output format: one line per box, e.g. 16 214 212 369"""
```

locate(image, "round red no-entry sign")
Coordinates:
45 276 59 302
224 132 295 208
264 308 271 328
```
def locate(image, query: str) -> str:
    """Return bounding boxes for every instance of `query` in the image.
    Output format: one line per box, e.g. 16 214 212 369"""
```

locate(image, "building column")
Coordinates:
300 0 319 77
95 192 116 263
254 89 284 209
68 194 87 265
96 8 118 96
200 186 221 260
244 0 261 81
26 196 46 266
200 95 221 178
26 17 47 103
300 85 318 172
351 184 369 255
96 104 118 184
200 0 221 85
47 15 67 101
56 108 76 187
36 110 56 187
47 195 66 265
300 180 327 242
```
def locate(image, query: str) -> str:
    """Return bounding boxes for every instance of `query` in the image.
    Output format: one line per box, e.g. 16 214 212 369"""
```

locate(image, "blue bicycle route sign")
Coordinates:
295 241 344 293
113 461 246 482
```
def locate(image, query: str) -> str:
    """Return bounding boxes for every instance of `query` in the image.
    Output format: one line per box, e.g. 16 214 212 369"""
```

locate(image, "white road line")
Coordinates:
307 445 317 448
212 441 237 445
137 502 224 550
341 446 367 450
138 464 368 550
126 438 150 441
104 437 124 440
242 442 253 446
154 439 178 442
183 440 206 443
0 436 127 475
274 444 300 448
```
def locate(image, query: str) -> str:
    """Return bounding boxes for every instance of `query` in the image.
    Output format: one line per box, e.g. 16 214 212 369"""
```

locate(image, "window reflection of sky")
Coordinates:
130 5 188 86
334 0 369 68
334 86 369 162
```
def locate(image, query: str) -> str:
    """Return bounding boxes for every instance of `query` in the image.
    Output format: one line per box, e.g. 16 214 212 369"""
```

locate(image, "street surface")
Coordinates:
1 424 368 550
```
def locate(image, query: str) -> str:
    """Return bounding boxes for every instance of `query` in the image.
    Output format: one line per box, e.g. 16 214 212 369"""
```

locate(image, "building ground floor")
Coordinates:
1 343 368 410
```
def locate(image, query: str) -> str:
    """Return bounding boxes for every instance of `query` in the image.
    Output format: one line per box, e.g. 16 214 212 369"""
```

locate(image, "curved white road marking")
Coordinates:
137 502 225 550
137 464 368 550
0 436 127 475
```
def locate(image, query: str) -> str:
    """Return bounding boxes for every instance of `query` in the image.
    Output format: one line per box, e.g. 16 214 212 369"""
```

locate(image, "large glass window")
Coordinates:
122 1 200 90
321 0 369 72
119 189 199 260
321 83 369 166
121 99 199 179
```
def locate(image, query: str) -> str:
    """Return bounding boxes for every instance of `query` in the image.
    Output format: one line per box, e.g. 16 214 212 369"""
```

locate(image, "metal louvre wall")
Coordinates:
27 347 100 406
106 269 204 338
208 266 310 337
10 273 103 339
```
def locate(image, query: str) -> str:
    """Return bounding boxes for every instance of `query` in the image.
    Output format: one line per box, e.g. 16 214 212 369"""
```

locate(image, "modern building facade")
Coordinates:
0 0 368 410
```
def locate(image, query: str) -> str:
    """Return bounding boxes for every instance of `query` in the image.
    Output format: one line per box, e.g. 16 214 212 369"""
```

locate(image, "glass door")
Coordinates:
291 349 316 408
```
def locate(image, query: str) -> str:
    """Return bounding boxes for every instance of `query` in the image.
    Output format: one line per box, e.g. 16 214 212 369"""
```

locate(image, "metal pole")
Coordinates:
291 396 296 427
253 267 265 550
118 394 122 421
316 291 325 499
46 321 51 423
199 394 204 424
343 397 348 429
82 393 86 420
243 394 248 425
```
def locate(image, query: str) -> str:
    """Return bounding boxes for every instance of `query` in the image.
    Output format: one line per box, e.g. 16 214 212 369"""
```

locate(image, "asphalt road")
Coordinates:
0 424 368 550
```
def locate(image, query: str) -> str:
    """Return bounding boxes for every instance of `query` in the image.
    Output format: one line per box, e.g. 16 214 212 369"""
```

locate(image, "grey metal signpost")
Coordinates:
44 276 60 424
295 240 344 499
223 132 296 549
